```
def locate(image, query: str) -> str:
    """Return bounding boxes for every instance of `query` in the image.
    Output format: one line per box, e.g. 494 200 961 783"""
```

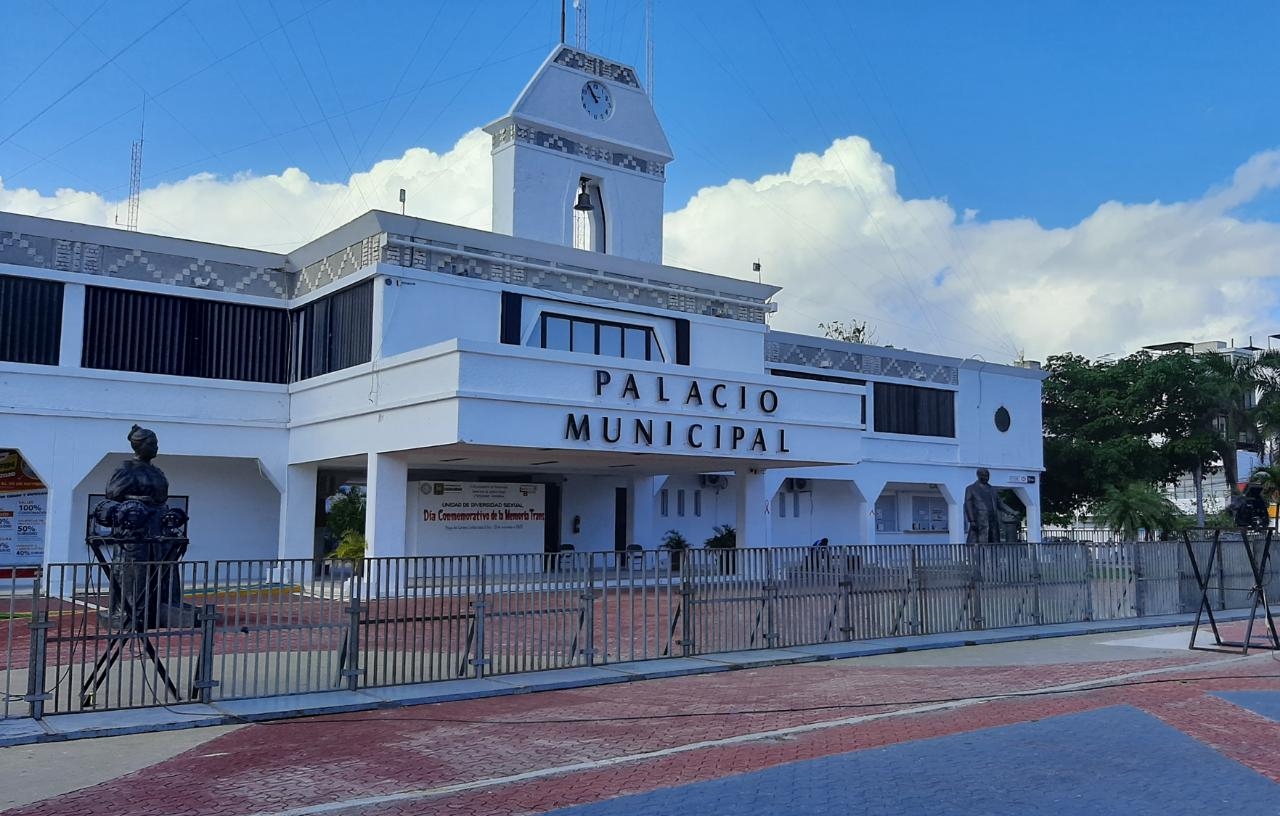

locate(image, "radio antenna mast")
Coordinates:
573 0 588 50
117 98 145 232
645 0 654 99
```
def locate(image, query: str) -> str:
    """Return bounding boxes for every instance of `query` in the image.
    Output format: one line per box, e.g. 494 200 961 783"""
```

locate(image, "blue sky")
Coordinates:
3 1 1280 359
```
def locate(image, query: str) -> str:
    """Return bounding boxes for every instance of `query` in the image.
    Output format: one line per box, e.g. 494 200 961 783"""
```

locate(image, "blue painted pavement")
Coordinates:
546 706 1278 815
1214 691 1280 723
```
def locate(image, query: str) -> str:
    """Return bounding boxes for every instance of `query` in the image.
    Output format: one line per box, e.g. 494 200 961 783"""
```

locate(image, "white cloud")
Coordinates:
664 137 1280 361
4 129 1280 361
0 128 494 250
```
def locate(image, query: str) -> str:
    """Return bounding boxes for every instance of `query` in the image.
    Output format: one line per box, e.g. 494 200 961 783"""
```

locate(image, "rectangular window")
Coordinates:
533 312 662 362
623 327 647 360
0 274 62 365
793 491 801 518
911 495 949 532
572 319 595 353
875 494 899 533
544 316 571 351
693 489 702 517
660 489 669 517
83 285 289 382
778 492 787 518
677 489 686 517
290 280 374 381
873 383 956 437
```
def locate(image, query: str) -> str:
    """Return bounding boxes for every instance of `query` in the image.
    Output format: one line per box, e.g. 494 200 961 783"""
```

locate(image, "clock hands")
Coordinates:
587 84 600 103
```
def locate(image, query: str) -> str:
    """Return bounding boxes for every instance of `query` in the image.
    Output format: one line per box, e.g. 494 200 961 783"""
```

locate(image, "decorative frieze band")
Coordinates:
767 340 959 386
490 124 666 179
552 47 641 88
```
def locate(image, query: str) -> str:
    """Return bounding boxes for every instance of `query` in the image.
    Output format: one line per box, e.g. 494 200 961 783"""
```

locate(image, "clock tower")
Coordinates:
484 46 673 264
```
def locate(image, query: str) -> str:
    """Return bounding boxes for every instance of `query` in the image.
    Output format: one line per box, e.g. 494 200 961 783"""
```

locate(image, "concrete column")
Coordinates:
278 463 319 562
937 480 970 545
59 283 85 368
1017 486 1042 542
850 475 886 545
365 452 408 559
628 475 660 550
735 468 771 550
840 482 871 545
371 274 387 361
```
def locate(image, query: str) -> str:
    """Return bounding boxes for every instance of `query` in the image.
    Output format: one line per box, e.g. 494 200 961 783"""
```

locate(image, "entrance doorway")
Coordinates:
614 487 628 553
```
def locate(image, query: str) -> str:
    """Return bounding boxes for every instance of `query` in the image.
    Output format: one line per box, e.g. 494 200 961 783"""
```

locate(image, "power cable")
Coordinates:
4 0 340 186
746 1 944 348
0 0 111 106
831 3 1022 359
265 0 371 213
0 0 194 147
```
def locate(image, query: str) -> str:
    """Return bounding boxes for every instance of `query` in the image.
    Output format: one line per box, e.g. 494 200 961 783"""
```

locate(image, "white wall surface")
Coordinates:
75 454 280 563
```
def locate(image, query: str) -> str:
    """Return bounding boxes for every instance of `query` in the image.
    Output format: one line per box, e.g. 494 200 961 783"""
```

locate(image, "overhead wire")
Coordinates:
35 2 306 239
0 0 111 106
746 1 946 348
830 2 1022 359
0 0 194 147
4 0 340 186
26 45 553 225
265 0 372 214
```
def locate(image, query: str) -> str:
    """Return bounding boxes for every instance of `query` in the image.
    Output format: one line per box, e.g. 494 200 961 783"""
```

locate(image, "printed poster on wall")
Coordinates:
0 451 47 566
417 481 545 555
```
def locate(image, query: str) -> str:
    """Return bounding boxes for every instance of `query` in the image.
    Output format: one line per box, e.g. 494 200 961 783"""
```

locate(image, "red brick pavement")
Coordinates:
7 641 1279 816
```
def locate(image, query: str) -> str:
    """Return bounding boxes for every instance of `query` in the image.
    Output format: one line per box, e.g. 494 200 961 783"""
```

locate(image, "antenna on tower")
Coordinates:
645 0 654 99
122 98 145 232
573 0 588 50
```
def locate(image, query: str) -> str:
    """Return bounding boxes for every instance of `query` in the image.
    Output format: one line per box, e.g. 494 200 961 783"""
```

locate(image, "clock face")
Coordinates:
581 80 613 121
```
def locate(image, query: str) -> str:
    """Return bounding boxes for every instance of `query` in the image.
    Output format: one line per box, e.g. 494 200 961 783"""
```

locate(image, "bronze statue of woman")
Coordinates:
105 424 169 507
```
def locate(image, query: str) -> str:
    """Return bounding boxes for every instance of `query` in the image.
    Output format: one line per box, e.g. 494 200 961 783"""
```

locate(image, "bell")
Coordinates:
574 183 594 211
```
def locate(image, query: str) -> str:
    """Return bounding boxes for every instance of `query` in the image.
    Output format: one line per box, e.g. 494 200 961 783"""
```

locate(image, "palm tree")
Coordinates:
1198 351 1280 491
1094 482 1184 541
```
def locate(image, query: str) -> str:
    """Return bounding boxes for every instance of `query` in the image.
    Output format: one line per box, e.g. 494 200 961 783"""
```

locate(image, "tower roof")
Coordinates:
484 45 673 164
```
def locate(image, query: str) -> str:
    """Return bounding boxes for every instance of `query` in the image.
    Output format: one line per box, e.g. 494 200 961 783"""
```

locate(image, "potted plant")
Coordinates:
704 524 737 572
324 490 366 575
659 529 689 572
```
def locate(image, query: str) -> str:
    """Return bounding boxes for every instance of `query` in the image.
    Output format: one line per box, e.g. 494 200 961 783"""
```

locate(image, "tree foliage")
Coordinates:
1093 482 1184 540
819 319 876 345
1040 350 1275 523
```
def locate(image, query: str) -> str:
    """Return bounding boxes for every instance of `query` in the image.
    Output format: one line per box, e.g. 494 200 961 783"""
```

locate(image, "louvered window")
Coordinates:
0 274 63 365
82 286 289 383
289 280 373 381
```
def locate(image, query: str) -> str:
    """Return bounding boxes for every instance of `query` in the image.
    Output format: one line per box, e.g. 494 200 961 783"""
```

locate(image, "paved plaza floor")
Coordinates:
1 622 1277 815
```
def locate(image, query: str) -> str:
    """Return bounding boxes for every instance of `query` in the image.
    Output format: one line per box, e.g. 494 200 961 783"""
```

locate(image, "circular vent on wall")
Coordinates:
994 406 1011 432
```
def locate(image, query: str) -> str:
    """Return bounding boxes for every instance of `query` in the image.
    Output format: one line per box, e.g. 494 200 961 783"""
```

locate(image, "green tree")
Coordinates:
1093 482 1183 541
819 319 876 345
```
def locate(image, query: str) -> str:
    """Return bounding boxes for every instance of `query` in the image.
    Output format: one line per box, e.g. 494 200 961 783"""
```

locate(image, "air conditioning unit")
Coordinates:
786 478 810 492
699 474 728 490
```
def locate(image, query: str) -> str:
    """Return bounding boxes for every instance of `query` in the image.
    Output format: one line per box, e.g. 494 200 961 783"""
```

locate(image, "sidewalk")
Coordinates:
2 606 1276 747
1 610 1277 815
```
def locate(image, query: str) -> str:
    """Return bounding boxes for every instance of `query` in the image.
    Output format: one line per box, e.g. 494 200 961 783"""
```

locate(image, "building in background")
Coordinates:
0 46 1045 574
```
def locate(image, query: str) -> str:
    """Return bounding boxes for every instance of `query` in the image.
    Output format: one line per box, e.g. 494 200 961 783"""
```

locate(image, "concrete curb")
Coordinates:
2 607 1274 747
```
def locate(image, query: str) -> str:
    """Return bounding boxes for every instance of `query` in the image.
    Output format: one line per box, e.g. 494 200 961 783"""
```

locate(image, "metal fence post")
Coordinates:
909 545 923 635
1130 541 1146 617
580 556 596 666
1029 542 1043 625
763 552 779 649
1080 542 1095 622
341 564 364 691
471 558 488 678
25 568 50 720
839 553 855 642
192 603 218 704
969 545 984 631
679 557 694 656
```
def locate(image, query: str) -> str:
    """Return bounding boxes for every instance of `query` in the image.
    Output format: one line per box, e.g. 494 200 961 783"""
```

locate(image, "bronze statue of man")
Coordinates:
964 468 1002 543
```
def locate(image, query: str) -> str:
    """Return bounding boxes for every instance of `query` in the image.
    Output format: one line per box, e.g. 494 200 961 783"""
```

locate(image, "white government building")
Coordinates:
0 46 1046 573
